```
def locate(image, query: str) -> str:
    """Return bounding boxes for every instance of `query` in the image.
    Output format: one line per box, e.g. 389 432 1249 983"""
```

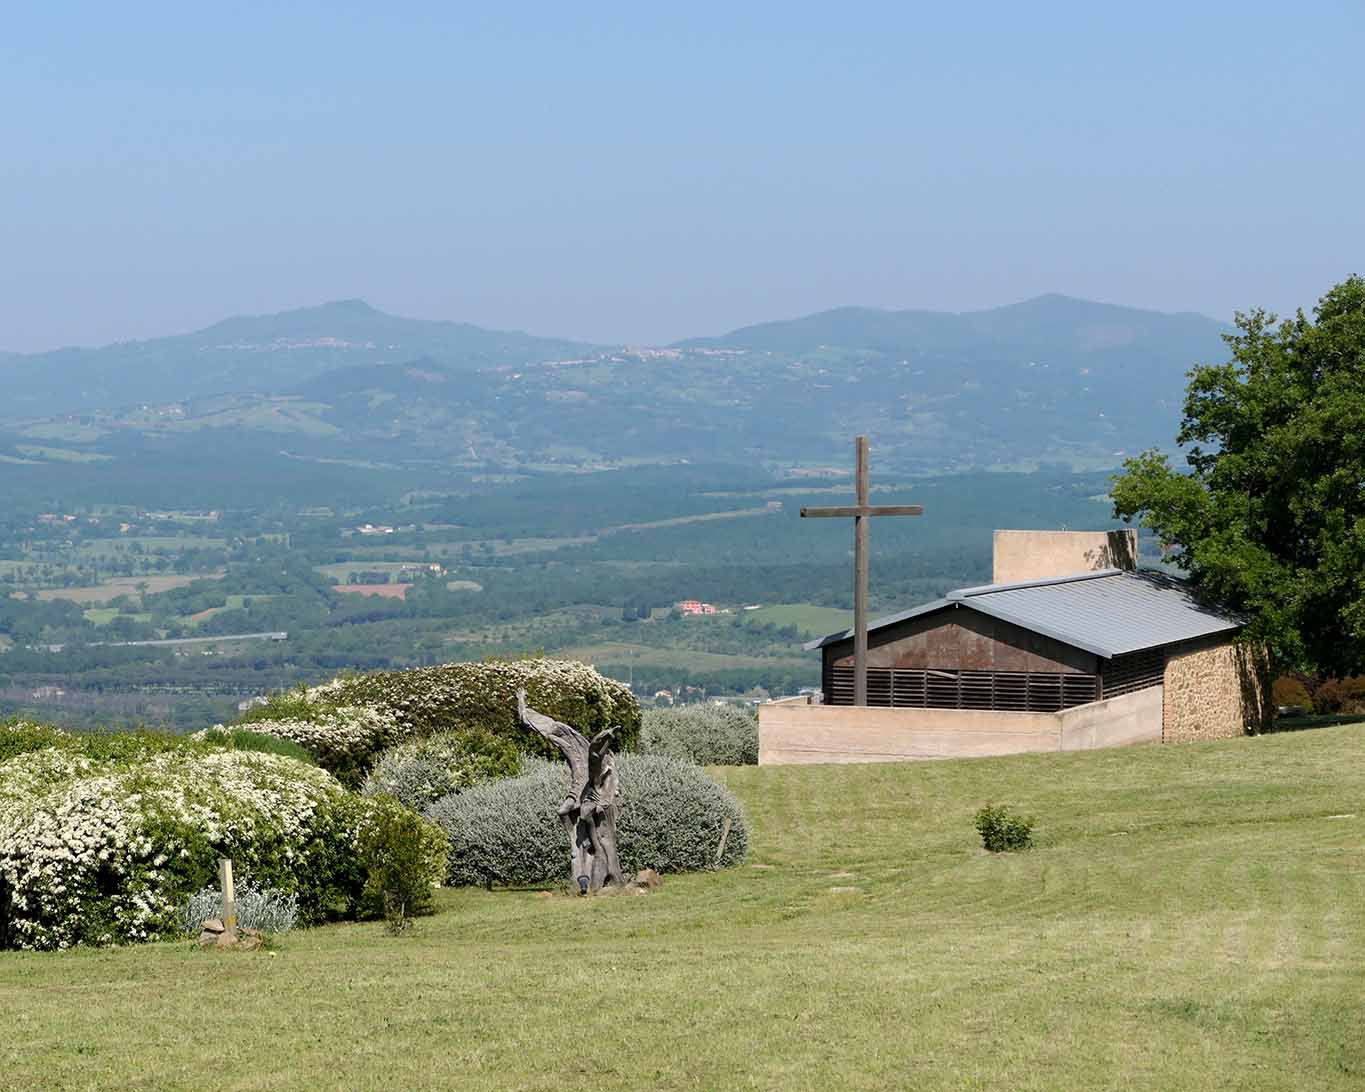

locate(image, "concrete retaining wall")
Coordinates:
758 686 1162 765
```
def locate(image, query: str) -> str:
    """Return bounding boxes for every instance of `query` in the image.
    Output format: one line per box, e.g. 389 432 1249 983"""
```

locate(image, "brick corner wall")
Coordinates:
1162 638 1272 743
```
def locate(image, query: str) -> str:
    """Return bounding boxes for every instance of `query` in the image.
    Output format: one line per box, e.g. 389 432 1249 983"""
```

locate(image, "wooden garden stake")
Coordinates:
218 857 237 935
716 816 733 864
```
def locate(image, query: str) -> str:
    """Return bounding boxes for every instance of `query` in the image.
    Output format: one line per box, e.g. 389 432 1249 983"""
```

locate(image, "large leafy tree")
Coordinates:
1111 276 1365 677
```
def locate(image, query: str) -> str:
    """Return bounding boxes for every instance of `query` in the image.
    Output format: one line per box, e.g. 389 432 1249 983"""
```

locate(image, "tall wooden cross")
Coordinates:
800 436 923 706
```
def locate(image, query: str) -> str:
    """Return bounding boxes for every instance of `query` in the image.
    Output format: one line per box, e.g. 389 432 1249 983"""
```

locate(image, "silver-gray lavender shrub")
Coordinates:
182 882 299 936
425 754 748 888
640 704 759 765
361 729 522 813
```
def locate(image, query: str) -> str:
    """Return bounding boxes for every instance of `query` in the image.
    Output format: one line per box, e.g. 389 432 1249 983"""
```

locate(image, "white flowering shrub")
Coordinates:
182 882 299 936
641 705 759 765
426 754 748 889
362 728 523 813
241 659 639 783
0 747 444 951
204 706 403 787
0 720 68 763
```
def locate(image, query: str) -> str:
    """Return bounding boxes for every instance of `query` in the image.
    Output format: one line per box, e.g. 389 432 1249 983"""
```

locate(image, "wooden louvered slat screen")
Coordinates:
827 666 1098 712
1101 648 1166 698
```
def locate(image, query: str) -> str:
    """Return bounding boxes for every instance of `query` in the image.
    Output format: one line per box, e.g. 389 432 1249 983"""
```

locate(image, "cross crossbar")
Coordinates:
799 436 924 706
800 505 924 518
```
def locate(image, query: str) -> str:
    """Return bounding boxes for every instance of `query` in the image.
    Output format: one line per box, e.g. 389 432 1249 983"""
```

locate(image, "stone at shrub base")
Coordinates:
201 925 265 951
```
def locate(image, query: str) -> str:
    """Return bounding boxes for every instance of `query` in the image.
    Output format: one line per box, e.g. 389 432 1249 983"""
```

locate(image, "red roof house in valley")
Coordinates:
678 600 717 616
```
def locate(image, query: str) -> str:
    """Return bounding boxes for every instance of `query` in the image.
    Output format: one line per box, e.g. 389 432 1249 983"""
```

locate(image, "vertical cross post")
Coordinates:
854 435 870 706
800 436 924 707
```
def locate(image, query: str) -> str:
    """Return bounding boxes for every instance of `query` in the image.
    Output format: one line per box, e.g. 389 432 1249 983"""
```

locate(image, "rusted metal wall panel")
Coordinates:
825 606 1096 675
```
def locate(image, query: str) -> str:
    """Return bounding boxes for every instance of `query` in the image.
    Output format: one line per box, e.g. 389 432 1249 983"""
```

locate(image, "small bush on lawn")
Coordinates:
242 660 638 781
426 762 566 888
426 754 747 889
183 882 299 937
355 794 448 934
615 753 749 872
641 704 758 765
974 804 1034 853
362 728 522 813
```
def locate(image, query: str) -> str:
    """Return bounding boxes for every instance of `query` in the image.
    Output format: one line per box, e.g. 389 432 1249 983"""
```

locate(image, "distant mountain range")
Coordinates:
0 295 1230 474
686 294 1223 359
0 300 587 417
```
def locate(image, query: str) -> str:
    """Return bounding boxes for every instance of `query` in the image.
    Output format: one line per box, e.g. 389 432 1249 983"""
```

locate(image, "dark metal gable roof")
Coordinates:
806 569 1242 659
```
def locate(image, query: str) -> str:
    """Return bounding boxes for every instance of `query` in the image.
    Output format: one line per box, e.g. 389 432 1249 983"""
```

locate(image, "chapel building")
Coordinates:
759 530 1272 764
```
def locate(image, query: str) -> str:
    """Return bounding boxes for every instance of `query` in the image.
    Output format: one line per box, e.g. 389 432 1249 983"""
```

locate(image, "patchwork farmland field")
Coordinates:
73 536 226 559
335 583 410 599
4 725 1361 1090
32 574 221 604
316 562 429 582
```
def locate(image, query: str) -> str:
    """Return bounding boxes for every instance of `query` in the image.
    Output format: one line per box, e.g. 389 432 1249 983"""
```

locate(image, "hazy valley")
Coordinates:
0 293 1220 728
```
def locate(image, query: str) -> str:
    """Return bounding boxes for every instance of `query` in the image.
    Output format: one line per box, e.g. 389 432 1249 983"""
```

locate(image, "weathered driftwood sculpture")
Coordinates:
516 689 624 894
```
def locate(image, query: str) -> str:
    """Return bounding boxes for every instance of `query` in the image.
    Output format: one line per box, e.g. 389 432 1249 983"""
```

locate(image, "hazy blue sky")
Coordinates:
2 2 1362 351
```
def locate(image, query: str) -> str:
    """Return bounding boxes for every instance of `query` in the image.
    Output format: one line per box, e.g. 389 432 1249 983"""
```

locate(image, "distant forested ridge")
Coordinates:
0 293 1228 473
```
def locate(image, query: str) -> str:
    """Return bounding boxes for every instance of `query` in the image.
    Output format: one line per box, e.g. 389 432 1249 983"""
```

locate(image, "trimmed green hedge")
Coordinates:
0 720 68 763
195 727 317 766
213 705 401 788
239 659 640 783
426 754 748 889
2 720 317 767
0 721 202 765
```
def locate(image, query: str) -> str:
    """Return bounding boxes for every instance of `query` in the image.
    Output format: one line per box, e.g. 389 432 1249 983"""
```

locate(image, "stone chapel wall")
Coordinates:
1162 638 1272 742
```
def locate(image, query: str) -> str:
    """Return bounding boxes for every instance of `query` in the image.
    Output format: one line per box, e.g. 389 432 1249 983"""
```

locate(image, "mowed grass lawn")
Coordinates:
3 727 1363 1091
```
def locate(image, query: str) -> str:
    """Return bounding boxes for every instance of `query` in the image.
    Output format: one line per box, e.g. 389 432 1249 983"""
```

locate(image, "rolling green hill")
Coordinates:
5 725 1361 1090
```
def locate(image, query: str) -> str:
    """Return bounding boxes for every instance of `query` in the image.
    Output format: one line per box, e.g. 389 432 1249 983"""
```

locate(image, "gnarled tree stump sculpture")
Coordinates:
516 689 624 894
